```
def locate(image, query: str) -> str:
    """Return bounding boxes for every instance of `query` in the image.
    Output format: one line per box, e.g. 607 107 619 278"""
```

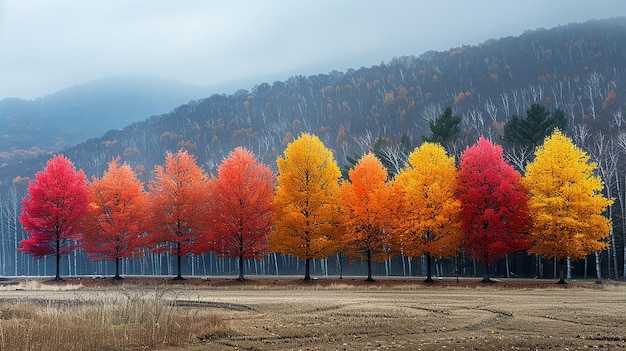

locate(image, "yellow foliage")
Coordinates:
523 130 613 260
393 142 462 258
270 133 342 260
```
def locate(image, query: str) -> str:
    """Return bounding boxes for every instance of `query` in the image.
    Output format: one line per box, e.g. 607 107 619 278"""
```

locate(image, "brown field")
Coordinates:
0 277 624 350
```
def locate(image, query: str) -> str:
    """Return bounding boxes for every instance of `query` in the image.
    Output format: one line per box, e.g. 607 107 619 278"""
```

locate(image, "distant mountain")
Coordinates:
0 76 214 164
2 17 626 185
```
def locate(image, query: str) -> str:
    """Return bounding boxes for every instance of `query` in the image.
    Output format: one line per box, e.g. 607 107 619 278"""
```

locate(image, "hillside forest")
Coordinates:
1 18 626 280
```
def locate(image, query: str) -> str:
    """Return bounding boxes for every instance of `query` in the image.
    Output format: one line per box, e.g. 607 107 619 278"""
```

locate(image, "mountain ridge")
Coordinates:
1 17 625 185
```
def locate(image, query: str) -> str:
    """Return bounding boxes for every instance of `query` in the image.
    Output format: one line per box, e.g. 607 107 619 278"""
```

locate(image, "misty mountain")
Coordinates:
2 17 626 185
0 76 215 163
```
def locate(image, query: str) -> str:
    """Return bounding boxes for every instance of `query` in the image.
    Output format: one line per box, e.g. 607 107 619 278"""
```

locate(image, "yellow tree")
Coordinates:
340 153 398 281
523 130 613 283
270 133 342 281
394 142 462 282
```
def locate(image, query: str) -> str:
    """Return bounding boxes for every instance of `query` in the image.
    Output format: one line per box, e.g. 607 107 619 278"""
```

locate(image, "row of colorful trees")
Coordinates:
19 130 611 283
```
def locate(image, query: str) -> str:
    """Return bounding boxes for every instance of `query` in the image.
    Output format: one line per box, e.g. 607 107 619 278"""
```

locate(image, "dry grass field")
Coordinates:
0 277 624 350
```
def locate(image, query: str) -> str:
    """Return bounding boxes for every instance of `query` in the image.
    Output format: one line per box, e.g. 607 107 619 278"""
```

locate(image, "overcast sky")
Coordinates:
0 0 623 100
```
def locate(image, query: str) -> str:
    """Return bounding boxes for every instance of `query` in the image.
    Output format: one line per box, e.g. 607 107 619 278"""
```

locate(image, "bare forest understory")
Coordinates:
0 277 623 350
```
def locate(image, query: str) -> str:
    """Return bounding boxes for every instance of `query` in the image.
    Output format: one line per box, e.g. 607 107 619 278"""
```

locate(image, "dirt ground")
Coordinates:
1 276 625 350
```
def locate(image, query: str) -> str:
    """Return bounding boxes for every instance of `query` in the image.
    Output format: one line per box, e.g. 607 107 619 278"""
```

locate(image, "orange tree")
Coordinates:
393 142 462 282
207 147 274 281
523 130 612 283
82 157 148 280
19 155 90 281
147 150 209 279
270 133 342 281
340 153 398 281
457 137 531 282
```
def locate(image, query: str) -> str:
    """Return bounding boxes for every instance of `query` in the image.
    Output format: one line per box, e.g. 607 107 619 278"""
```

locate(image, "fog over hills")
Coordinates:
0 76 217 162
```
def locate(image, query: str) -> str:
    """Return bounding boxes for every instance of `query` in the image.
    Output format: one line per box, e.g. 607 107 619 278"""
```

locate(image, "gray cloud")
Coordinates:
0 0 623 99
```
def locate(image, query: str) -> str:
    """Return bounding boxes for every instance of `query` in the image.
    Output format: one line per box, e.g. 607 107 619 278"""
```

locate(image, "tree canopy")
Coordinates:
340 153 398 281
523 130 612 283
19 154 90 281
457 137 531 282
147 149 210 280
393 142 462 282
270 133 343 281
503 103 567 149
207 147 274 281
422 106 461 150
82 157 148 280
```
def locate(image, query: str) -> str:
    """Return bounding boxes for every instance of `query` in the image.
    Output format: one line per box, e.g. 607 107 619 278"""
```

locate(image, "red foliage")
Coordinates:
457 138 531 279
207 147 274 280
147 150 210 278
19 155 90 280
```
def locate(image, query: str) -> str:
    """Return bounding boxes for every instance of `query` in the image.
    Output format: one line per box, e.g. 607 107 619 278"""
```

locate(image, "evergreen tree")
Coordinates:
503 104 567 149
422 106 461 149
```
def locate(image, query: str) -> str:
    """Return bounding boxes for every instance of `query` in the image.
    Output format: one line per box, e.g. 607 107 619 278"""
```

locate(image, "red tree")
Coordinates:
19 155 90 281
457 137 531 282
82 157 148 280
148 150 209 279
207 147 274 281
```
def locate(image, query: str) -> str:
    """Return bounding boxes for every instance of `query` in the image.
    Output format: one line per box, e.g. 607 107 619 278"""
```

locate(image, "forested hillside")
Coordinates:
1 18 625 279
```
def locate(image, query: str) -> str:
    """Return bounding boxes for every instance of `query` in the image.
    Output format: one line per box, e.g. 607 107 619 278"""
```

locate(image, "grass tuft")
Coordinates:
0 290 231 350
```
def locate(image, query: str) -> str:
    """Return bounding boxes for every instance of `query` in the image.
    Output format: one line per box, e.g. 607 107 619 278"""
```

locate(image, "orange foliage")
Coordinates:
207 147 274 280
82 157 148 279
123 147 141 157
270 133 342 280
340 154 398 280
604 90 617 109
147 150 210 278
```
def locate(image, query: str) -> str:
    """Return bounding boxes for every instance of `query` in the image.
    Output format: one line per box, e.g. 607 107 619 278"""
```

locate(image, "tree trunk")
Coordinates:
337 252 343 279
304 258 311 281
557 258 567 284
237 254 245 281
594 251 602 284
366 250 373 282
174 242 184 280
54 237 62 281
113 256 122 280
481 261 491 283
424 253 434 283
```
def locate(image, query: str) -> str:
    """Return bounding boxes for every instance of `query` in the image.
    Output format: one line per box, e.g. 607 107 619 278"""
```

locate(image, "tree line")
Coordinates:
19 123 610 284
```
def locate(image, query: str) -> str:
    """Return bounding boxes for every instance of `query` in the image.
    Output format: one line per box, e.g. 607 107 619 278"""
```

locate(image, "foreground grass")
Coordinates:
0 289 231 350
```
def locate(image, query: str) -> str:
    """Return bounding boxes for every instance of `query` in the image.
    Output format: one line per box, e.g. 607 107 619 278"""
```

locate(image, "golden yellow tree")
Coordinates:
270 133 342 281
340 153 398 281
523 130 613 283
394 142 462 282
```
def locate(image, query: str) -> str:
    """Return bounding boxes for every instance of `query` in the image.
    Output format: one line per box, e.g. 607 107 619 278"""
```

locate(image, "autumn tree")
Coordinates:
207 147 274 281
148 150 209 280
270 133 342 281
340 153 398 281
457 137 531 282
19 155 90 281
523 130 612 283
394 142 462 282
82 157 148 280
